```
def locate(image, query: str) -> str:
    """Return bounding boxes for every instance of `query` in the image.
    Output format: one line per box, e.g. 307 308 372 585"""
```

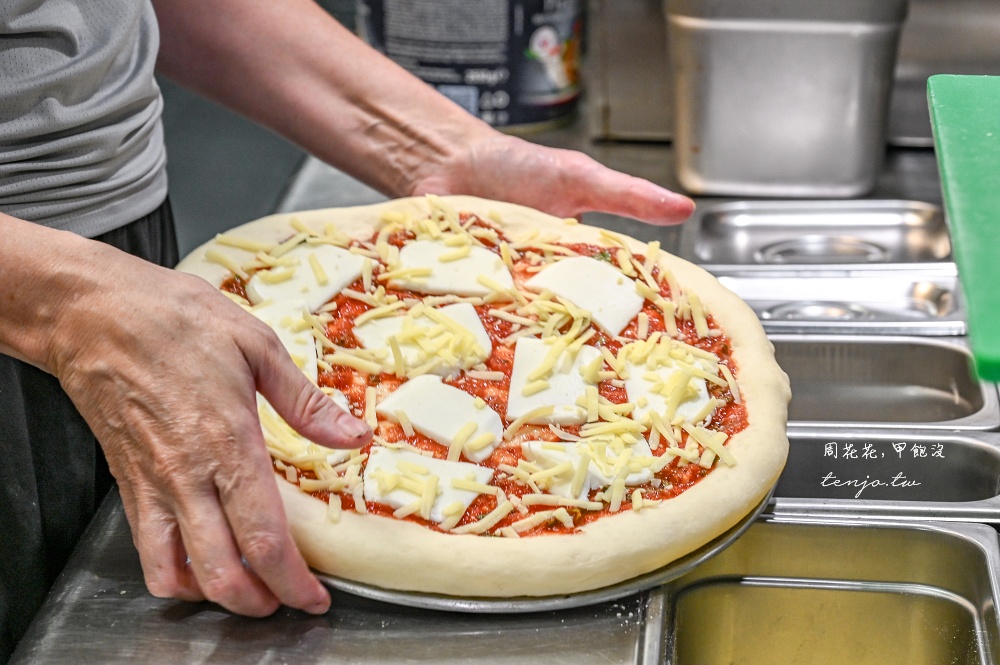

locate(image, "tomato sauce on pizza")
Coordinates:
188 195 789 599
224 208 749 538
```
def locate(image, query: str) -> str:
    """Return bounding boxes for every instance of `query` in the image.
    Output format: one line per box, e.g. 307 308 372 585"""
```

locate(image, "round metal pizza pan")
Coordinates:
316 489 772 613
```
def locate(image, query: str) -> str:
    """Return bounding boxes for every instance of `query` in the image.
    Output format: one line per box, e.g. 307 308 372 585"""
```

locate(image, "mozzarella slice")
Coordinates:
352 302 491 375
506 337 602 426
326 388 352 415
521 439 654 501
625 360 714 425
391 240 514 296
246 243 366 312
376 375 503 462
251 299 318 383
525 256 645 335
363 447 494 524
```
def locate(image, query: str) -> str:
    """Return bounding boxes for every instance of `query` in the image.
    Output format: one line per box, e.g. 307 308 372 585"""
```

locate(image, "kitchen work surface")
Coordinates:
9 493 665 665
929 74 1000 381
13 493 1000 665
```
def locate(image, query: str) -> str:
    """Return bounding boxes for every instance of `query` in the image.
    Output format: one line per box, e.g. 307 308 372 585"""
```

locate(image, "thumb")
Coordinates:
251 340 372 449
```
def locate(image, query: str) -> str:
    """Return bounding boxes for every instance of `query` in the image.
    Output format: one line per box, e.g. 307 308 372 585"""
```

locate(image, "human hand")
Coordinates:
408 133 695 225
51 245 371 616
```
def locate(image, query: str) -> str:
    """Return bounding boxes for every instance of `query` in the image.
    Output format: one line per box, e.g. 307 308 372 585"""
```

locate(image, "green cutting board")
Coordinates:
928 74 1000 380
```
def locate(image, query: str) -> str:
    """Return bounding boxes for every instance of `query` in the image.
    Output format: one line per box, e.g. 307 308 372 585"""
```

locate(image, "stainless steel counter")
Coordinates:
11 492 663 665
10 103 956 664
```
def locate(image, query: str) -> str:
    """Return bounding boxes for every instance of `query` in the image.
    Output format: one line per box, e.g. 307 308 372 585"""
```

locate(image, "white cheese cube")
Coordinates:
521 439 654 501
525 256 645 335
391 240 514 297
246 243 366 312
352 302 491 376
376 375 503 462
625 361 714 425
251 299 318 383
363 447 494 524
506 338 602 426
325 388 352 415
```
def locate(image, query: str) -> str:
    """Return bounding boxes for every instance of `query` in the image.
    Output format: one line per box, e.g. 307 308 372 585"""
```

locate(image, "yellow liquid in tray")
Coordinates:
673 579 982 665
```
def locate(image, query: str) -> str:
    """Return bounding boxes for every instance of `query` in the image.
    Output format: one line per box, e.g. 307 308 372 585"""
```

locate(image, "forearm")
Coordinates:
152 0 493 198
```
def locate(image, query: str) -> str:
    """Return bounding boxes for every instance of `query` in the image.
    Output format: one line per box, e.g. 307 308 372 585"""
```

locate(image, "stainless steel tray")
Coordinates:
664 517 1000 665
679 199 951 274
317 491 771 613
773 334 1000 430
773 428 1000 523
677 200 964 334
720 272 966 335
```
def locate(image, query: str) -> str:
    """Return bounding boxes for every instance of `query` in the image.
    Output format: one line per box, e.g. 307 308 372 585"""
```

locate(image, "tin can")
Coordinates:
356 0 582 130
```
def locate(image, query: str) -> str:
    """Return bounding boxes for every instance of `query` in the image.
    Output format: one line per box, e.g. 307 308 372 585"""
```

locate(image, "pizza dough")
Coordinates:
176 195 790 598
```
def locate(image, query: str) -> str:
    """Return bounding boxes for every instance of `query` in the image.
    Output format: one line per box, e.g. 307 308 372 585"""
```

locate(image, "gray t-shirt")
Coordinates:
0 0 167 238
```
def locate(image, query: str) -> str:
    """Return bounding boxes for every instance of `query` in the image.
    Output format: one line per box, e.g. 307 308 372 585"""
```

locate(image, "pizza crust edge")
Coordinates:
177 195 790 598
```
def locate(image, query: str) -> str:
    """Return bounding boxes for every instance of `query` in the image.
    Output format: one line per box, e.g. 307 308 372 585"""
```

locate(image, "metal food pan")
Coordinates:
665 0 907 197
772 429 1000 522
678 199 951 274
772 334 1000 430
664 517 1000 665
719 272 966 335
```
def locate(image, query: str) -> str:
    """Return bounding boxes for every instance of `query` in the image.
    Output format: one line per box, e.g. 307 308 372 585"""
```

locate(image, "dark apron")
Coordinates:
0 199 179 663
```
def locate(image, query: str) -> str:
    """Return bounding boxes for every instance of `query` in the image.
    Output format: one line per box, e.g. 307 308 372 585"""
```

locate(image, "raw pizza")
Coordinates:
177 195 790 598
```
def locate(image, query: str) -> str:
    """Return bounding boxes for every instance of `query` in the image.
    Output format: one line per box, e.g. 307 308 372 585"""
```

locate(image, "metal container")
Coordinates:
772 335 1000 430
666 517 1000 665
773 429 1000 522
888 0 1000 146
587 0 673 141
665 0 909 197
679 200 951 273
677 200 966 334
720 273 966 335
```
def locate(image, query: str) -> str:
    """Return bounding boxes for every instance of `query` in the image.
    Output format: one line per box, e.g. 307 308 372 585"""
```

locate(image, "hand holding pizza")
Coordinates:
55 248 371 616
61 252 372 615
0 217 369 616
406 133 696 226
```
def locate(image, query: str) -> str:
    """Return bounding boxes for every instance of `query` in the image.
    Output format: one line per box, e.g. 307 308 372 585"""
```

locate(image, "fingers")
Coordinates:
213 442 331 614
582 169 696 226
456 135 696 226
170 422 329 615
117 409 331 617
174 483 283 617
248 331 372 449
555 148 696 225
118 483 205 603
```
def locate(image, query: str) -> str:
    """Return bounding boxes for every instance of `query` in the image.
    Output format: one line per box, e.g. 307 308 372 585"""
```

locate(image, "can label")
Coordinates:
357 0 581 129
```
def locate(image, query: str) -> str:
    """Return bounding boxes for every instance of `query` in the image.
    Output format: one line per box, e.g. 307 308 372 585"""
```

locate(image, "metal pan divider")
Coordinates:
772 427 1000 523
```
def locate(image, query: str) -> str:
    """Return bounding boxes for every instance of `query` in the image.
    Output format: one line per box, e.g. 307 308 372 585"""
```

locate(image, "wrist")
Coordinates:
0 214 112 375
